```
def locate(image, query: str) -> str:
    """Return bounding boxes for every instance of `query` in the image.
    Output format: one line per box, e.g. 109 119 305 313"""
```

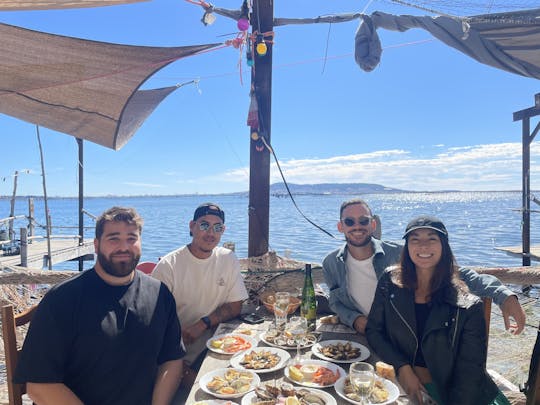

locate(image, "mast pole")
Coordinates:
248 0 273 258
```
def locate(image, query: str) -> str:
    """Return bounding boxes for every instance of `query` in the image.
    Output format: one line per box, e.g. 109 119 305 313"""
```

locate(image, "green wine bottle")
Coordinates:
301 263 317 331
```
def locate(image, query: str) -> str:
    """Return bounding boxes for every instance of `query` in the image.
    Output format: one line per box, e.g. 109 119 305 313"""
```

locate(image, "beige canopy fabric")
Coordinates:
0 23 220 150
0 0 147 11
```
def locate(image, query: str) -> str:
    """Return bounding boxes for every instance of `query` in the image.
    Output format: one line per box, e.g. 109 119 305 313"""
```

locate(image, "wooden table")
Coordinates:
184 318 411 405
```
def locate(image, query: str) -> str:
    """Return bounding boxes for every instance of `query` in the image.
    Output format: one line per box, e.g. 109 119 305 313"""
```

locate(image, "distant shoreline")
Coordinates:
0 189 525 200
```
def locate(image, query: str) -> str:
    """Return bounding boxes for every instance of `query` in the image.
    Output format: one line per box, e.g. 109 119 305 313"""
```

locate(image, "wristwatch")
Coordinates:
201 316 212 329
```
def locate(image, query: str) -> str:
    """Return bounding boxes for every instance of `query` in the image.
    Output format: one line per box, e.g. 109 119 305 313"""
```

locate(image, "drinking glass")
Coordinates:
286 316 308 364
274 291 290 328
349 362 375 404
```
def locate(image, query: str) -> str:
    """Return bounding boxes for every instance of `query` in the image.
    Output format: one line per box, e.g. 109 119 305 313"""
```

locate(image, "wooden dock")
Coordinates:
496 244 540 262
0 239 94 269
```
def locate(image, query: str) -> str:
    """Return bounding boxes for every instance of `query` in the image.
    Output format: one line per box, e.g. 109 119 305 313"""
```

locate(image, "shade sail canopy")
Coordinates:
355 8 540 80
0 23 220 150
0 0 147 11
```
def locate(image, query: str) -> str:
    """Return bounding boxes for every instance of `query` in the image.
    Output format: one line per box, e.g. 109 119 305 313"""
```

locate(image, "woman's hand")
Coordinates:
398 365 425 404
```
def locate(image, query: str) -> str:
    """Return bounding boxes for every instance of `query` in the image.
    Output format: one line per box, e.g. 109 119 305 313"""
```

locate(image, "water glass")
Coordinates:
349 361 375 404
286 316 308 364
274 291 290 328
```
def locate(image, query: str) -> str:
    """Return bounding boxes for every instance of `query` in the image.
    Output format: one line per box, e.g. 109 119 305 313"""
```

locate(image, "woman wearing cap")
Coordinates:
366 215 509 405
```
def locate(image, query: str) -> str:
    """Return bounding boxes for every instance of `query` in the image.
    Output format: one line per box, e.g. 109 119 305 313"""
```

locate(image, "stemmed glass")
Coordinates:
286 316 308 364
349 362 375 404
274 291 290 329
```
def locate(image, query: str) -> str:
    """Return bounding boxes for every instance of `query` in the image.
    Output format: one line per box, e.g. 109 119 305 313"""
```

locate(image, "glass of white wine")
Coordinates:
286 316 308 364
274 291 290 329
349 361 375 404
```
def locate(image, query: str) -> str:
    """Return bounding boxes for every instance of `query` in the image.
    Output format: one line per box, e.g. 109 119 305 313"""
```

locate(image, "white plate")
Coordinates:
260 331 320 351
206 333 258 355
334 375 400 405
193 401 239 405
312 340 370 363
230 347 291 373
199 368 260 399
284 359 346 388
241 387 338 405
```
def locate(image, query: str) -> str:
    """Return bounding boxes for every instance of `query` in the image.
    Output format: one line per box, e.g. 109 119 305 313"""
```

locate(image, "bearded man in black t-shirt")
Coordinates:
14 206 185 405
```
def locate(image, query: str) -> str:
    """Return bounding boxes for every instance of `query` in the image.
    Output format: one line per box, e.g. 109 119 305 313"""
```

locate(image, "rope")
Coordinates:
258 136 340 240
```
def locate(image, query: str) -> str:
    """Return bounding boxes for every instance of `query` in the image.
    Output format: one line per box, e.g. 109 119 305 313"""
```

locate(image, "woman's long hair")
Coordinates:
397 232 465 302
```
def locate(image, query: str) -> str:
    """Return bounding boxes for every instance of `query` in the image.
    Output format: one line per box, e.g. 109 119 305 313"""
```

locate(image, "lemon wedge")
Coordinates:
210 339 223 349
288 366 304 382
285 396 301 405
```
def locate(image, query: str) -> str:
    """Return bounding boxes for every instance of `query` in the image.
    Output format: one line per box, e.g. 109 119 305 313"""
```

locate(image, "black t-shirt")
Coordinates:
14 268 184 405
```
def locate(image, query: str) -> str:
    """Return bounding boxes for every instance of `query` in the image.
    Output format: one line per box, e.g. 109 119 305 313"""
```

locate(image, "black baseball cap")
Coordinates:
403 215 447 238
193 203 225 223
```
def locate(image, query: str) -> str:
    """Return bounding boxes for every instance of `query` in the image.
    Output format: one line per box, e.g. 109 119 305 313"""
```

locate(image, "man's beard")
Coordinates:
97 251 140 278
346 233 372 248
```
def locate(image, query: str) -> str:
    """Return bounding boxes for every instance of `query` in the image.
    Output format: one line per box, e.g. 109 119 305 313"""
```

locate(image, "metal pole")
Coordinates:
78 138 84 272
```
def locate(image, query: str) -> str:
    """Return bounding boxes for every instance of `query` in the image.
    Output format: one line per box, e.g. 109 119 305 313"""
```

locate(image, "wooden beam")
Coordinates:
248 0 274 257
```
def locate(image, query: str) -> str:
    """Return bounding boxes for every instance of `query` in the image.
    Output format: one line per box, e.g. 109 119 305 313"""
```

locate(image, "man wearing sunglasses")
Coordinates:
152 202 248 394
322 198 526 335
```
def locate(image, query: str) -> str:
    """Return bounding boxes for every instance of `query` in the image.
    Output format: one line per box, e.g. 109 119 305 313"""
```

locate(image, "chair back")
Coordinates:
136 261 157 275
2 304 37 405
482 297 492 346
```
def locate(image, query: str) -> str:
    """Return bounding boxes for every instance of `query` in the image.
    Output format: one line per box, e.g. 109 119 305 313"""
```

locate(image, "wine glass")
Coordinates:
349 362 375 404
286 316 308 364
274 291 290 329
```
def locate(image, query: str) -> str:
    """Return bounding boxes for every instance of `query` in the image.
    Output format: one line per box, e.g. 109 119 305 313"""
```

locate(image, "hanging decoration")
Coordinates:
255 34 267 56
247 89 259 129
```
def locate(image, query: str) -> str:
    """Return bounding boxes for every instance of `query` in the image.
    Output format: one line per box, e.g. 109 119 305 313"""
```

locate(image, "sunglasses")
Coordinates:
198 221 224 233
342 216 372 227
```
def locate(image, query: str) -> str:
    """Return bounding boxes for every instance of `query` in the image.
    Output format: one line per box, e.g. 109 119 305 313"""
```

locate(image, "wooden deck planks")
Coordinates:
495 244 540 262
0 239 94 269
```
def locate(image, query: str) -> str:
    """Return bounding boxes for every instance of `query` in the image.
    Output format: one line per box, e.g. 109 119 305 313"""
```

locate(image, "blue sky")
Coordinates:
0 0 539 197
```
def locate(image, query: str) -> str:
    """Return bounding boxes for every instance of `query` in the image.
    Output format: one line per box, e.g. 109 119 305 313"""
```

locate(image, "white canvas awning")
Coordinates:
355 8 540 80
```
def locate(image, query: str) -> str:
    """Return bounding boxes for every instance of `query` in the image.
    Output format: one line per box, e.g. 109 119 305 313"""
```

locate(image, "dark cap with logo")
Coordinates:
403 215 447 239
193 203 225 223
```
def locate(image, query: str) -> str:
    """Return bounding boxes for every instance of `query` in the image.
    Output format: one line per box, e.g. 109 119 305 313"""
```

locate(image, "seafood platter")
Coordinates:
334 375 400 405
230 347 291 373
207 333 258 355
200 368 260 399
260 328 320 350
284 359 345 388
241 382 337 405
311 340 370 363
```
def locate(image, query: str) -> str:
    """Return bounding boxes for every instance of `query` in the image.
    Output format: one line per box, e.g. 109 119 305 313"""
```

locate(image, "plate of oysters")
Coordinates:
311 340 370 363
230 347 291 373
260 327 321 350
200 368 260 399
241 382 337 405
334 375 399 405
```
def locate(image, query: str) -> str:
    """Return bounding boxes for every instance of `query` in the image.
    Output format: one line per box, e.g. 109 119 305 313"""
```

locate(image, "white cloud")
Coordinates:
214 142 539 191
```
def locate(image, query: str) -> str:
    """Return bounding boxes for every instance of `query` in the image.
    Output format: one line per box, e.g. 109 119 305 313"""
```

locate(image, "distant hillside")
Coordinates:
269 182 405 195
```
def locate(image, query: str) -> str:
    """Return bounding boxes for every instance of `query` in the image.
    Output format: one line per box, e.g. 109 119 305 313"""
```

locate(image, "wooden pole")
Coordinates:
28 198 34 244
248 0 273 258
8 171 18 242
36 125 52 270
513 95 540 267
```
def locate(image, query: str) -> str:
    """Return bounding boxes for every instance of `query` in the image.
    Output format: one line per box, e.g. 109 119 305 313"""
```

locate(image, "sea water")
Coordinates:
0 191 536 269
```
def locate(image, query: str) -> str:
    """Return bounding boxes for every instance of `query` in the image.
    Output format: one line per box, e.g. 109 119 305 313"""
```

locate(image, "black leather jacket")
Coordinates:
366 269 499 405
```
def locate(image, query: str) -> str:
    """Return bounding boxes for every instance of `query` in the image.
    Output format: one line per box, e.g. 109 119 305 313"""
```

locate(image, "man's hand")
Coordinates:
353 315 368 334
182 321 207 345
501 295 526 335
